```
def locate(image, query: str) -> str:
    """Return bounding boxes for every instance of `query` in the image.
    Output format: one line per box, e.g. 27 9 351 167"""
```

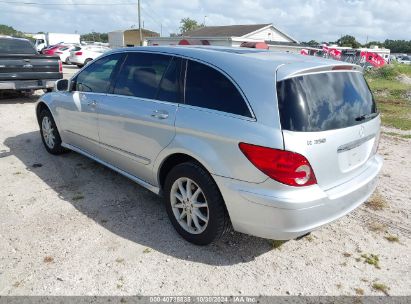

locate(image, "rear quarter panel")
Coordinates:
154 106 284 184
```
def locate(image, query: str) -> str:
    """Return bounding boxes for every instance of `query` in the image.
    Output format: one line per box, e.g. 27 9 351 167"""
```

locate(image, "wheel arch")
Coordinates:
157 152 209 193
36 101 52 125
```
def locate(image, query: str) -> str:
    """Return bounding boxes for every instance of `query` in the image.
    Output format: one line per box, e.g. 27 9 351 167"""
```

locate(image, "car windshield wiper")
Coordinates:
355 113 378 122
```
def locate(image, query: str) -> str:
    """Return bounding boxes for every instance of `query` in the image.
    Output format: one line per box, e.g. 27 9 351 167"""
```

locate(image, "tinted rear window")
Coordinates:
0 38 36 54
277 72 377 132
185 60 251 117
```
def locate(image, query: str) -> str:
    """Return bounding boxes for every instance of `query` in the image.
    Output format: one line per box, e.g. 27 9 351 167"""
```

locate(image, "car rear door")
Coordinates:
276 67 380 190
97 52 182 184
56 53 123 156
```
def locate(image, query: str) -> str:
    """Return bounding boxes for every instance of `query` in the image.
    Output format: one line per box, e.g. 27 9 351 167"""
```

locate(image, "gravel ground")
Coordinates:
0 67 410 296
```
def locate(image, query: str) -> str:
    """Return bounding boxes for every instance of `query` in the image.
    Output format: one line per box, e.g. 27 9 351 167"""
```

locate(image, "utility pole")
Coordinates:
138 0 143 46
160 24 162 37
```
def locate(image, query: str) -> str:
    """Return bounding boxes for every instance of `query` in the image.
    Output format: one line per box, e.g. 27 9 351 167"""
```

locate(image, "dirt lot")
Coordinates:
0 67 410 296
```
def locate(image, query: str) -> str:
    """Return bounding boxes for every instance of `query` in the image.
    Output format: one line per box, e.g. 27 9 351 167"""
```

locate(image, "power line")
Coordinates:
0 1 138 5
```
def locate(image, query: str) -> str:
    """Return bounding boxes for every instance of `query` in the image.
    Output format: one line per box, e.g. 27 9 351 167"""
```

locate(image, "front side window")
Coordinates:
157 57 183 103
74 53 122 93
184 60 251 117
113 52 172 99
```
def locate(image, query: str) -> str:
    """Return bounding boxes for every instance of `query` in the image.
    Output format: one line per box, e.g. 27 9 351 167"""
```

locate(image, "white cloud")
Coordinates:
0 0 409 42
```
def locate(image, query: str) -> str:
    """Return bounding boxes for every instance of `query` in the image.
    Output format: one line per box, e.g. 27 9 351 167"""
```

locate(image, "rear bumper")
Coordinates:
0 79 58 91
213 155 383 240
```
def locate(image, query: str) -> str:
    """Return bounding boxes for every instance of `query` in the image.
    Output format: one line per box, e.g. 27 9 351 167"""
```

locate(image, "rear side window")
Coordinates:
114 52 172 99
185 60 251 117
277 72 377 132
74 53 122 93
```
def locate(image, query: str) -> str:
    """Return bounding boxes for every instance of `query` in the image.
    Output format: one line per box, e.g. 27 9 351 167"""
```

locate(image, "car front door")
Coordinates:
97 52 183 185
56 53 123 156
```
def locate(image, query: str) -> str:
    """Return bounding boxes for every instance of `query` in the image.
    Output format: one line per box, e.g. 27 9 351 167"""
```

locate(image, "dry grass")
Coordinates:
367 221 388 233
355 288 364 296
43 256 54 263
365 192 388 211
385 235 400 243
372 282 389 295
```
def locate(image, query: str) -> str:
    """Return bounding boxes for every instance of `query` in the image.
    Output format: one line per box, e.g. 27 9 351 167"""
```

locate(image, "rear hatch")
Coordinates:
276 64 380 190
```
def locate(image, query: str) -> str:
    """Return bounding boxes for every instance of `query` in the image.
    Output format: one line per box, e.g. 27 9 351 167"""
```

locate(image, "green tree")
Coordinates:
383 39 411 53
336 35 361 48
302 40 320 47
179 18 203 34
80 32 108 43
0 24 34 41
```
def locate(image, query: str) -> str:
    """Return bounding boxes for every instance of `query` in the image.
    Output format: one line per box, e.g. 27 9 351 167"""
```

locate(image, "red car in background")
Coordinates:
41 44 65 55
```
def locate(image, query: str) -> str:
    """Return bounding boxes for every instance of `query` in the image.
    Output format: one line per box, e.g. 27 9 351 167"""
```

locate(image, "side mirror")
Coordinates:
55 79 69 92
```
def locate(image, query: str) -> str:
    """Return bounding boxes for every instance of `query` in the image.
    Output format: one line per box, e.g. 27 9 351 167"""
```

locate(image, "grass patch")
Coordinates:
272 240 286 249
360 253 380 269
372 282 389 295
365 192 388 211
384 235 399 243
72 194 84 201
365 64 411 131
383 131 411 139
143 247 151 254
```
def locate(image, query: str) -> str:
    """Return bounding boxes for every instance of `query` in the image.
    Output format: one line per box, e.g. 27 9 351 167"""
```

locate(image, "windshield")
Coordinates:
0 38 36 54
277 71 377 132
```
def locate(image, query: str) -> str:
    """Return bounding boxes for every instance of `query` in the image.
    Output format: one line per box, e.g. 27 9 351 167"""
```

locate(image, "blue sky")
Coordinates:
0 0 409 43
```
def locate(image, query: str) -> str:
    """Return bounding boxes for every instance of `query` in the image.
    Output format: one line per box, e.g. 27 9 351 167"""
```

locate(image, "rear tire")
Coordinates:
164 162 230 245
39 109 67 155
84 58 93 65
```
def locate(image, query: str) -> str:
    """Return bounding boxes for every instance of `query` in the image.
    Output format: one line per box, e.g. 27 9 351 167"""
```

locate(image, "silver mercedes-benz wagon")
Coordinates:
36 46 382 245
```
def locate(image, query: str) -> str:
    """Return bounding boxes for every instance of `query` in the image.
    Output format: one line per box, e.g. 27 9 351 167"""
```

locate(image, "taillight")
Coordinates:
58 60 62 73
239 143 317 187
74 51 82 55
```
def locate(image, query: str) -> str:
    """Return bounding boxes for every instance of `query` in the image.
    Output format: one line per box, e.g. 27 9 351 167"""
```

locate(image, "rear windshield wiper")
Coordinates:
355 112 378 122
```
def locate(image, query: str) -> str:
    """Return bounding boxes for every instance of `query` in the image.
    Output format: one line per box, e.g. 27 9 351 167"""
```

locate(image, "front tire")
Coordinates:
39 109 67 155
164 162 230 245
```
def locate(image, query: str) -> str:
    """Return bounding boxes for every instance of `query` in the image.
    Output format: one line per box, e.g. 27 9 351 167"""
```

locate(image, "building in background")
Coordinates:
147 23 313 53
108 28 159 48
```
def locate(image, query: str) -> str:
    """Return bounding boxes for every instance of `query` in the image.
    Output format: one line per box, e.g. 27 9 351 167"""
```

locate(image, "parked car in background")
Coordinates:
397 56 411 64
68 45 111 67
36 46 382 245
0 36 62 92
54 45 78 64
42 44 66 55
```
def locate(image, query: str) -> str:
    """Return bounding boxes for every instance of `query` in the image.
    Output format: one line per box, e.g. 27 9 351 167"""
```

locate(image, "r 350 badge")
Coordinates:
307 138 326 145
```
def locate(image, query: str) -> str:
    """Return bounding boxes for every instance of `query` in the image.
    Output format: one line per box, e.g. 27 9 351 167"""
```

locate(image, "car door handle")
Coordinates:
151 110 169 119
87 100 97 107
